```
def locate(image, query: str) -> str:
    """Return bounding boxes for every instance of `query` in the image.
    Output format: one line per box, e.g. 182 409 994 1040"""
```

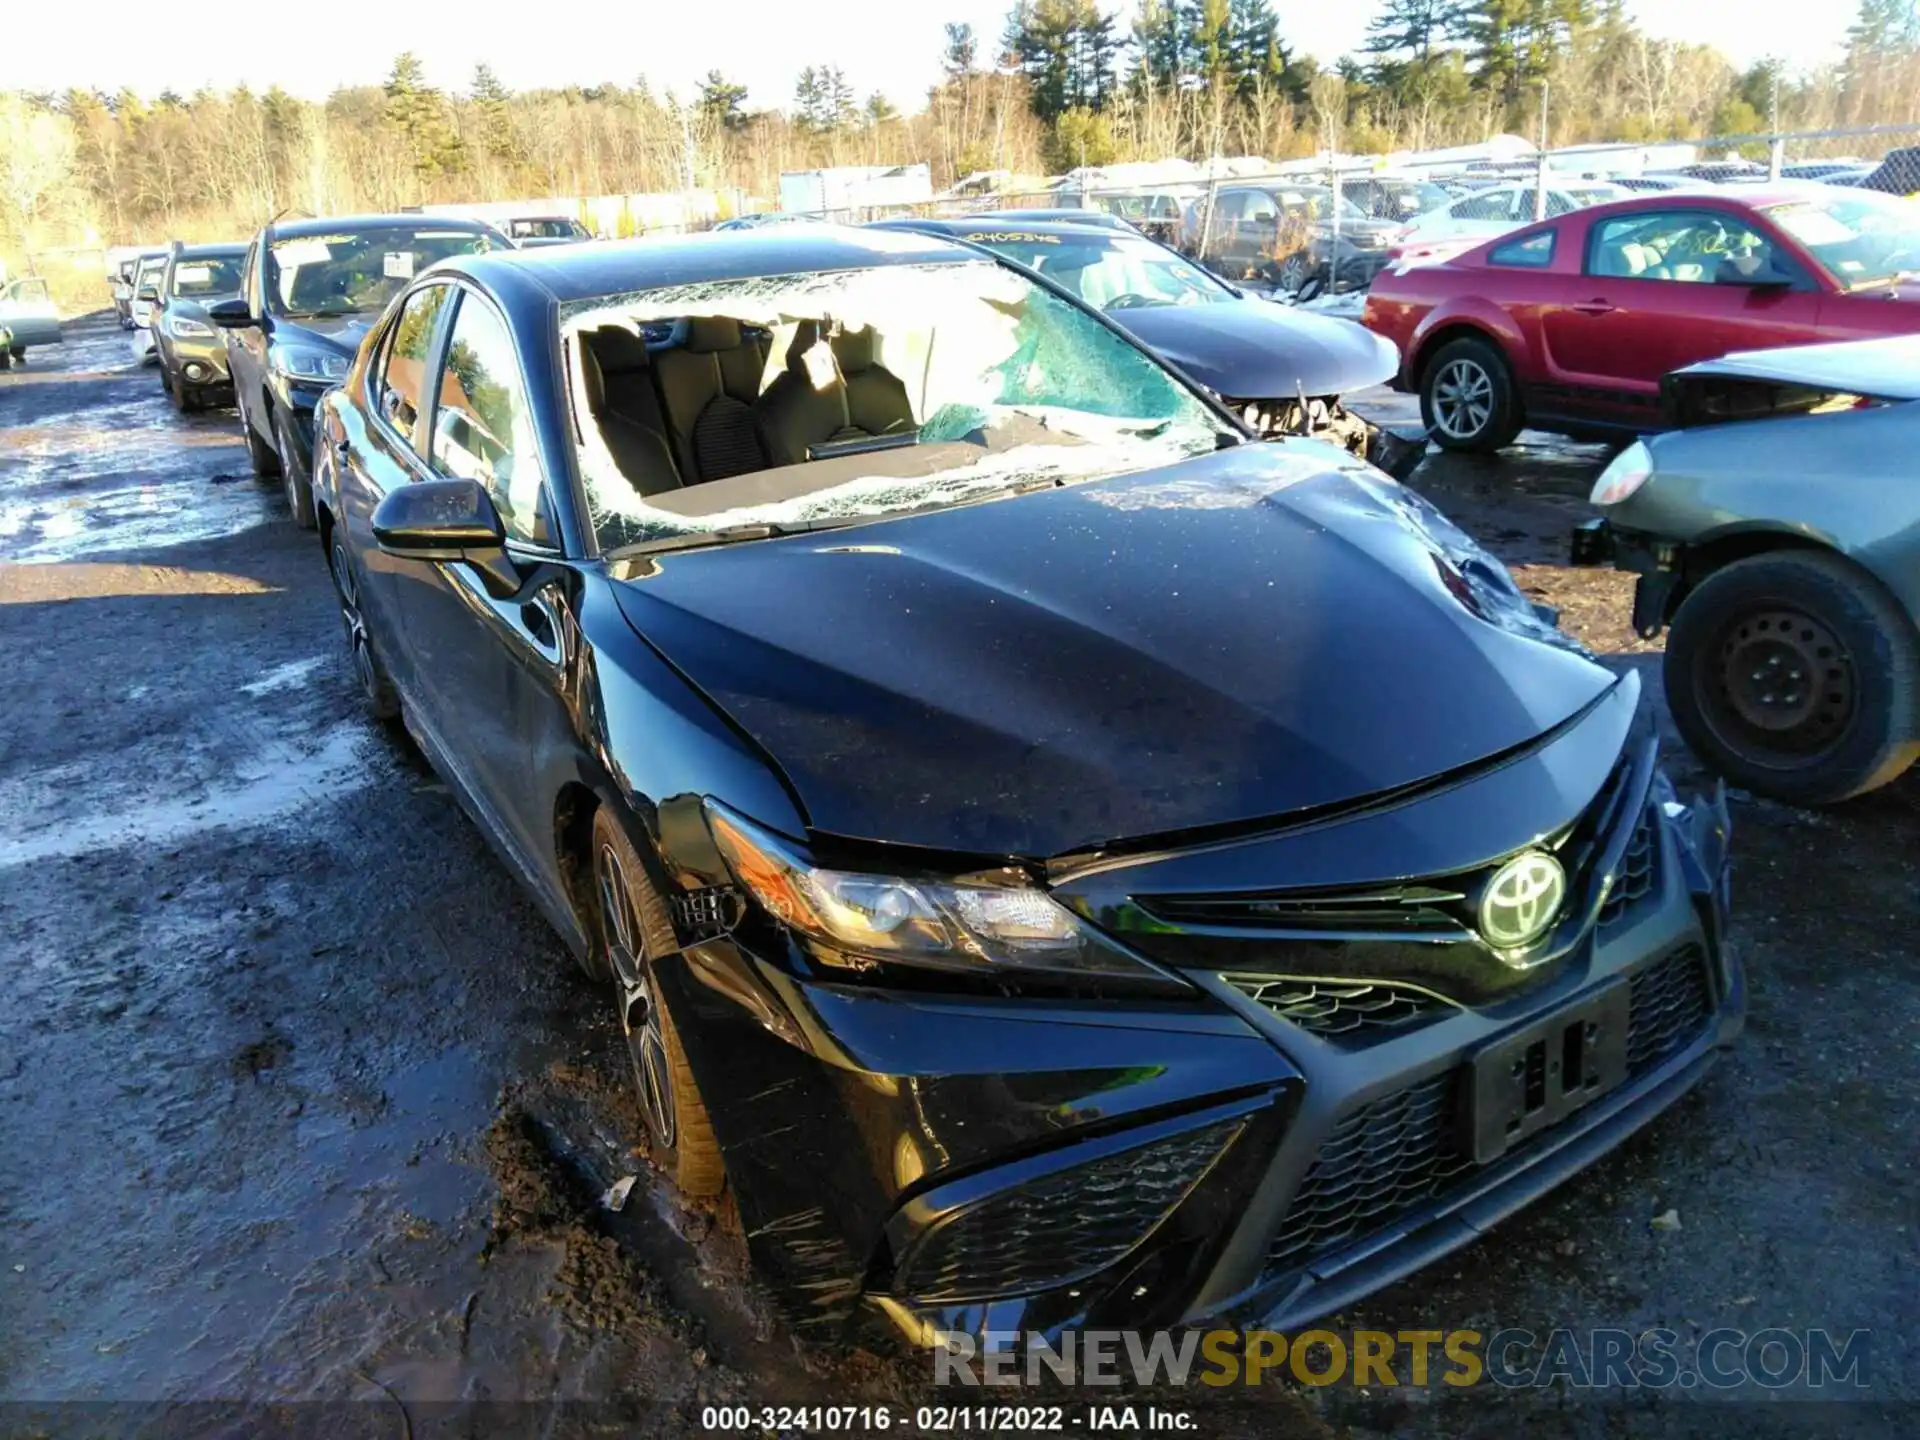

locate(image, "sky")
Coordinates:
0 0 1851 117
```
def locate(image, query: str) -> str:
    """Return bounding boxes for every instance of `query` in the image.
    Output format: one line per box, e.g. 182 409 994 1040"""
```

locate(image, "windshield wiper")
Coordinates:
606 516 855 559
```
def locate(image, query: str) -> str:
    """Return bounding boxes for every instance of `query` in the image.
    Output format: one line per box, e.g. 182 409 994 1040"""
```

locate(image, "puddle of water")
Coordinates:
240 657 327 697
0 477 273 563
0 722 377 868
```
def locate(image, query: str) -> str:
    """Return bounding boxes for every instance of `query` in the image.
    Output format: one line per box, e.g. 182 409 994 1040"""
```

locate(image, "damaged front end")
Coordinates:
1232 395 1427 480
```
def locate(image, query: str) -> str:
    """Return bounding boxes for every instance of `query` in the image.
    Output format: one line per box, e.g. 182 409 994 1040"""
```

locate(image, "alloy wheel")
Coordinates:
1280 255 1307 293
1704 607 1855 761
597 844 676 1149
330 536 382 704
1431 358 1495 440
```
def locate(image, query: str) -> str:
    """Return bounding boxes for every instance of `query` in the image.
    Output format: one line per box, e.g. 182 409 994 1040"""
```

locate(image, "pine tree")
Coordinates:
698 71 749 132
470 63 518 162
943 23 979 77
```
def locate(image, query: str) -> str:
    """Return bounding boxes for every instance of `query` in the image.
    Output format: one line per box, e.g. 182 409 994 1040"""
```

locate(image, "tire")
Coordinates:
326 525 401 723
589 805 727 1200
244 395 281 480
275 407 316 529
1665 550 1920 805
1420 335 1523 453
6 346 22 362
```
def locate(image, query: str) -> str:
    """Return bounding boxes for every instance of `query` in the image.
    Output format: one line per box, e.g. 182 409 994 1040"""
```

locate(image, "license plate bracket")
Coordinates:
1467 978 1632 1164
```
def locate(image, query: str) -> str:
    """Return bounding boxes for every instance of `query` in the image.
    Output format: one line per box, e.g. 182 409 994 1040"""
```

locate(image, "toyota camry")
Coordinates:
310 226 1741 1347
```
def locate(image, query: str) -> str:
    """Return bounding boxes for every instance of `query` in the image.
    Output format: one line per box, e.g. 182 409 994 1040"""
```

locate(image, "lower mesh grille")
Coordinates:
1598 806 1659 931
1224 976 1453 1038
893 1117 1244 1303
1627 943 1712 1073
1266 1070 1470 1272
1266 944 1714 1277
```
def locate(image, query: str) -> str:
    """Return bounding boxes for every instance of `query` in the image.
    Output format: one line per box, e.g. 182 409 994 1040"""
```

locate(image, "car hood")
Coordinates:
610 444 1613 857
1670 334 1920 402
1113 299 1400 400
271 314 374 355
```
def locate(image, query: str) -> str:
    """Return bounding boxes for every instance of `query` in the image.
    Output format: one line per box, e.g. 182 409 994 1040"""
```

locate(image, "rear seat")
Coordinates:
757 322 915 467
651 318 771 483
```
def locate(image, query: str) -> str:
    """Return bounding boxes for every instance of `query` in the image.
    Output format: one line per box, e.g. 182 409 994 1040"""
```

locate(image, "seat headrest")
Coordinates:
784 319 822 369
831 325 879 375
589 325 652 375
685 316 743 353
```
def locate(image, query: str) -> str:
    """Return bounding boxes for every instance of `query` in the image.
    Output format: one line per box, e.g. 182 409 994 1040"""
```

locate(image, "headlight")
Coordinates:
705 802 1169 981
1590 440 1653 506
271 346 350 381
169 315 213 339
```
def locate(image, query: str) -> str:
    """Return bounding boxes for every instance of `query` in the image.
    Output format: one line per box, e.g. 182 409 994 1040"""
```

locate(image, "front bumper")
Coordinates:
1570 517 1681 638
161 330 233 389
657 701 1739 1350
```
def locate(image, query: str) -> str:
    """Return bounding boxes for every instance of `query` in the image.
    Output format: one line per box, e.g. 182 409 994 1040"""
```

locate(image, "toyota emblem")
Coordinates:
1478 851 1567 951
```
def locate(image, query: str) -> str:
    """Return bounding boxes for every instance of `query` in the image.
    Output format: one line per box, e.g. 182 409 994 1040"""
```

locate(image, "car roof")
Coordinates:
266 213 498 239
1577 183 1822 218
176 243 247 258
442 225 977 304
881 217 1131 244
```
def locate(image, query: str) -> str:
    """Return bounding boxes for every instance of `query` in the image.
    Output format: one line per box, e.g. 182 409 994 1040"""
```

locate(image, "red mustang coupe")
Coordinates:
1363 184 1920 450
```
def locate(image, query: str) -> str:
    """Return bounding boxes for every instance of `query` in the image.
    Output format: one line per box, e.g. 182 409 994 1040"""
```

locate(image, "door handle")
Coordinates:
1573 299 1616 316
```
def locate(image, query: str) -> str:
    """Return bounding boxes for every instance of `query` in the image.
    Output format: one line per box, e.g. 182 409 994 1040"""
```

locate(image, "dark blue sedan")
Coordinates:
310 226 1741 1349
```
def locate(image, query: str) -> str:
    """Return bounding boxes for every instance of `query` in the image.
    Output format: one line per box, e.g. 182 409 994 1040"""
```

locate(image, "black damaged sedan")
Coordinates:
312 227 1741 1346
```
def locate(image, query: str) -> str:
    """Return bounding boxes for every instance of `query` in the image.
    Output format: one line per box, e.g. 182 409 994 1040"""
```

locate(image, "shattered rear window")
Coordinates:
559 259 1231 551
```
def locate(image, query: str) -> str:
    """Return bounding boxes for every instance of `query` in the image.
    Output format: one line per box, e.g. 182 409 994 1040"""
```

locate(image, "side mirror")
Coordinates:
207 297 258 329
371 479 520 598
137 285 159 303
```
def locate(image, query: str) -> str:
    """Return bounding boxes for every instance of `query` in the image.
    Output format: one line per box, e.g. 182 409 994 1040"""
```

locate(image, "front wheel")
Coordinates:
589 806 727 1200
1665 550 1920 805
275 407 316 529
243 395 281 481
327 527 401 722
1419 336 1522 453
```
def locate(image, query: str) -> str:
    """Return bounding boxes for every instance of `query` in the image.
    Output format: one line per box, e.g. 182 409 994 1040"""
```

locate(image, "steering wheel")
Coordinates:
1103 293 1160 311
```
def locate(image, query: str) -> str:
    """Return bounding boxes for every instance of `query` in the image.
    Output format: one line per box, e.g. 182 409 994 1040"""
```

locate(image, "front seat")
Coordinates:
651 317 770 482
757 322 915 466
578 326 683 496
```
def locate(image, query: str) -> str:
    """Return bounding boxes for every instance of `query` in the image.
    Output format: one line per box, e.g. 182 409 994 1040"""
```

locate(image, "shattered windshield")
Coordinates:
1765 191 1920 289
964 232 1233 310
561 258 1232 552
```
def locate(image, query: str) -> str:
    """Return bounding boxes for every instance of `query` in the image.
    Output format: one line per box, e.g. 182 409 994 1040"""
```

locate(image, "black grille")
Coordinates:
1140 884 1467 935
892 1118 1243 1303
1627 943 1712 1073
1224 975 1454 1038
1266 944 1714 1277
1598 805 1659 931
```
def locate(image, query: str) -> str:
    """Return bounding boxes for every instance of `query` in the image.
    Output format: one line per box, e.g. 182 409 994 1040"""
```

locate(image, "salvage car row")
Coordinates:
59 206 1765 1350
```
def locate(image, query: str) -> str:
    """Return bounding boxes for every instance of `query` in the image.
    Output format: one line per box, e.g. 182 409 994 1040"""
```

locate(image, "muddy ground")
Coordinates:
0 316 1913 1439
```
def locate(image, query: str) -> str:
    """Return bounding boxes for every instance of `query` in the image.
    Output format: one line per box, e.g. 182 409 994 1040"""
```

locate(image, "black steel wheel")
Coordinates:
1666 550 1920 804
